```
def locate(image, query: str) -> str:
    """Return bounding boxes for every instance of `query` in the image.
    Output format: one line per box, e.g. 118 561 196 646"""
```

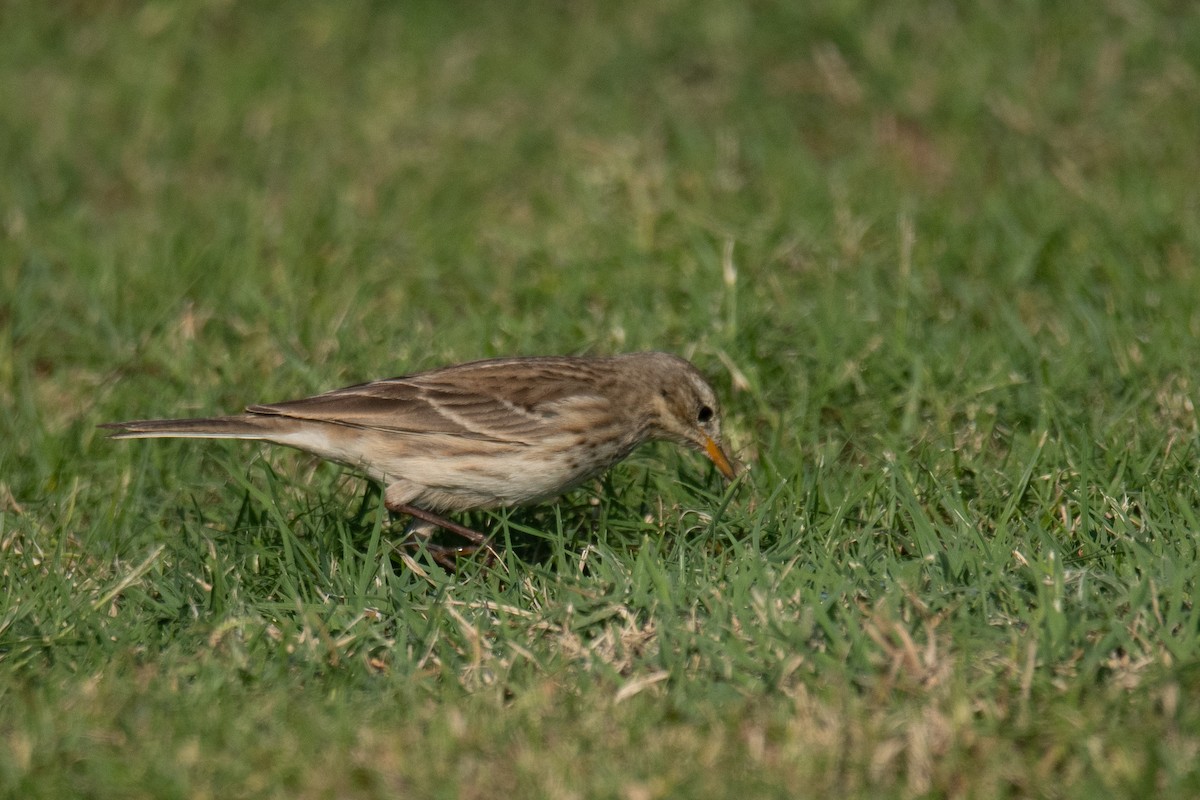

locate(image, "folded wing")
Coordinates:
247 359 613 443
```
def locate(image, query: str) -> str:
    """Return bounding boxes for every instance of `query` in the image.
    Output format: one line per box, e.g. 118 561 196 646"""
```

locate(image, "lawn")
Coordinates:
2 1 1200 797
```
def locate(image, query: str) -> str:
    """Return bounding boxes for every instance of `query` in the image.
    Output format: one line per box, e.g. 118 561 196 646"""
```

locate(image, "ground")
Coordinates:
2 2 1199 797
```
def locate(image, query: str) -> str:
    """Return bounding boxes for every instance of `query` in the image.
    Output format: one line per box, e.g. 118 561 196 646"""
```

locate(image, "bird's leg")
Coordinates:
387 501 496 565
389 503 487 544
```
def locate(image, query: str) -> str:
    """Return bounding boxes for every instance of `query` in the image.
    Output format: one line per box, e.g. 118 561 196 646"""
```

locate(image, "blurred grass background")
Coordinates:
2 1 1200 797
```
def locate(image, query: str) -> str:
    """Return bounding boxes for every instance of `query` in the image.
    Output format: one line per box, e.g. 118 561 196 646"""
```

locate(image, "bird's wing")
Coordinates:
247 359 613 443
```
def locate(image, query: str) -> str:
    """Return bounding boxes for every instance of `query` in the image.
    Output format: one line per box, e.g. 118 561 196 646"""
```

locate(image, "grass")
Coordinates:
3 0 1200 796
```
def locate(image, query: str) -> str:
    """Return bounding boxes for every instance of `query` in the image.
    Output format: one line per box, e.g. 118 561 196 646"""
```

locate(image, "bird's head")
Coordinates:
634 353 738 481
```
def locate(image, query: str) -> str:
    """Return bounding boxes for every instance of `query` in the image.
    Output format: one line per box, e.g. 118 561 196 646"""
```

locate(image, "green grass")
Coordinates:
3 1 1200 797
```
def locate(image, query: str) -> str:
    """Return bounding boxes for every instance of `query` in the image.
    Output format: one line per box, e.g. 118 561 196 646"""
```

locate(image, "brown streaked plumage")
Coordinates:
102 352 737 551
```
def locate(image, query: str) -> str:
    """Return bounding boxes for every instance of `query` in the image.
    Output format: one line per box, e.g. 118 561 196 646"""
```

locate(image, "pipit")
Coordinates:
103 352 737 559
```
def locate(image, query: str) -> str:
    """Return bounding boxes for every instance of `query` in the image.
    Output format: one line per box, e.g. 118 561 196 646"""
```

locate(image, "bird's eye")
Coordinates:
697 406 714 424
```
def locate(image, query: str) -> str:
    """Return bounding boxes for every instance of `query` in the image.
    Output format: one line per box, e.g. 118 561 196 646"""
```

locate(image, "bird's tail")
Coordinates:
100 416 278 440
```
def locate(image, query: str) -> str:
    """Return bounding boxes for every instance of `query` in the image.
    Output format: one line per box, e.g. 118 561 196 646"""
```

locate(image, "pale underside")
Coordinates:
265 405 637 512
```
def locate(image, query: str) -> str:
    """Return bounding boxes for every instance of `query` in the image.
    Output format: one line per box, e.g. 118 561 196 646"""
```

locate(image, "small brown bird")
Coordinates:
103 352 737 553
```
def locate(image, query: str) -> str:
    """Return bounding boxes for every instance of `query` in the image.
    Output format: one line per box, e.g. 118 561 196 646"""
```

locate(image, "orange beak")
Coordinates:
703 436 738 481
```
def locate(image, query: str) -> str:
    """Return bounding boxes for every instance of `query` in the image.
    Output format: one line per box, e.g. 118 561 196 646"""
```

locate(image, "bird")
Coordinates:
102 352 737 558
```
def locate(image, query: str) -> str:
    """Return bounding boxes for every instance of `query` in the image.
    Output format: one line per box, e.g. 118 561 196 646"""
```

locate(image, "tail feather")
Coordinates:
100 416 276 440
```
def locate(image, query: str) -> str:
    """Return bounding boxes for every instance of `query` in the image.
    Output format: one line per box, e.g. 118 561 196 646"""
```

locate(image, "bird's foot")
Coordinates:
402 539 494 570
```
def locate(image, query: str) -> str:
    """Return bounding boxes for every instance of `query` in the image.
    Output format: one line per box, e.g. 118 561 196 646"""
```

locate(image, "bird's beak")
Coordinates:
703 436 738 481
